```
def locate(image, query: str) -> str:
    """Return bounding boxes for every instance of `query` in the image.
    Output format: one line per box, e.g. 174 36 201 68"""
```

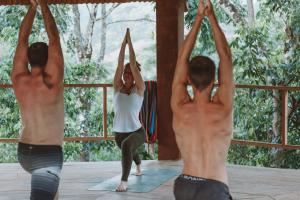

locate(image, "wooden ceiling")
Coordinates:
0 0 154 5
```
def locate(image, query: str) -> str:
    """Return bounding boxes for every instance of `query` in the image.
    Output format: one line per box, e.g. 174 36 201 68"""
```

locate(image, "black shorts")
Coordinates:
174 174 233 200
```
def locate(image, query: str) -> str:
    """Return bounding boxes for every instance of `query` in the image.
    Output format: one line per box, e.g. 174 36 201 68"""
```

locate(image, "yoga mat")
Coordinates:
88 168 180 193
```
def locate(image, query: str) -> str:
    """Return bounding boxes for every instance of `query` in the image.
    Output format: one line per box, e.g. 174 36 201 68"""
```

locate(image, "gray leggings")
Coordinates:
18 142 63 200
115 127 145 181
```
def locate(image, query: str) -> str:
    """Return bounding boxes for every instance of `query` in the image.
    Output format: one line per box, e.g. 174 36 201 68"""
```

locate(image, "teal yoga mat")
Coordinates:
88 168 180 193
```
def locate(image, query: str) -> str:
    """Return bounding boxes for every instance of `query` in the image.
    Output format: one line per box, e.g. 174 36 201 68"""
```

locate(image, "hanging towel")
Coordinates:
139 81 157 144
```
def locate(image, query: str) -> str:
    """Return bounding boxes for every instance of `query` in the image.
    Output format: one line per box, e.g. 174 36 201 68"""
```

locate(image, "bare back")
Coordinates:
171 1 234 185
12 2 64 146
13 74 64 145
173 98 233 184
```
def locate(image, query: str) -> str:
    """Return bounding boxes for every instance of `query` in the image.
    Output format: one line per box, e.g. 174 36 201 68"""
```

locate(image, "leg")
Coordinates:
132 152 141 166
120 128 144 181
115 132 130 149
116 128 145 192
30 166 61 200
132 128 145 176
115 133 131 192
17 142 32 173
133 152 142 176
131 128 144 166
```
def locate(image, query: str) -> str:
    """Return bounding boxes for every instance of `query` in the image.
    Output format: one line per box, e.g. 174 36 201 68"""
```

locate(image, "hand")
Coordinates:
122 30 128 45
126 28 130 36
36 0 46 6
29 0 38 8
204 0 214 17
126 28 132 43
197 0 206 18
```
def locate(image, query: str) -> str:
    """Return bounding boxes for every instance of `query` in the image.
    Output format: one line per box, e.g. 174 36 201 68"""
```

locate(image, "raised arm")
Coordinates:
127 29 145 96
171 0 205 110
206 0 234 106
38 0 64 85
113 32 127 92
11 1 37 84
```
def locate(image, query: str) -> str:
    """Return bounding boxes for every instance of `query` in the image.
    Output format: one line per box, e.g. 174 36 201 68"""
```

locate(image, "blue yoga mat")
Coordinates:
88 168 180 193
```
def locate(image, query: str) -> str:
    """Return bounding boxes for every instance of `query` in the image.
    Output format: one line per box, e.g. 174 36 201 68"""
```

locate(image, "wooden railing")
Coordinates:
0 84 115 143
0 83 300 150
232 85 300 150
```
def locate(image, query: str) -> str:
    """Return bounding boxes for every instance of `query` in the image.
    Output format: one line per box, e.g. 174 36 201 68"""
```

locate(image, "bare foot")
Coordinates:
135 164 142 176
115 181 128 192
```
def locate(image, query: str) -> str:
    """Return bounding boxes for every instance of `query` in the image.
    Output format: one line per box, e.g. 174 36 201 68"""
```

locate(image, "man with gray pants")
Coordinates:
11 0 64 199
171 0 234 199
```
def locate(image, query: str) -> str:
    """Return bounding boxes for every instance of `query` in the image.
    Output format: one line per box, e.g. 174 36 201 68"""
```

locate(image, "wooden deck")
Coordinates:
0 160 299 200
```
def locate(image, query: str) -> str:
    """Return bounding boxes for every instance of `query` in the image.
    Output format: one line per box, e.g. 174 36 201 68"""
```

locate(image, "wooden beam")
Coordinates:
3 137 300 151
0 0 153 5
156 0 184 160
1 84 300 91
103 86 108 139
231 139 300 150
0 136 115 143
281 90 288 145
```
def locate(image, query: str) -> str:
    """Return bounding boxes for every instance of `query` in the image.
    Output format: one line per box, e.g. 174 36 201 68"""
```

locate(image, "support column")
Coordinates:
156 0 184 160
281 90 288 146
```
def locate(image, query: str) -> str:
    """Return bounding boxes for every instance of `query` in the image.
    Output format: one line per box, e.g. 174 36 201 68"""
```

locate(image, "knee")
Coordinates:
31 167 61 200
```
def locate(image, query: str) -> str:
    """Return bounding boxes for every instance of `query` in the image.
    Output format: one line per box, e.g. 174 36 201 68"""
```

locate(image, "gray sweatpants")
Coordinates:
18 142 63 200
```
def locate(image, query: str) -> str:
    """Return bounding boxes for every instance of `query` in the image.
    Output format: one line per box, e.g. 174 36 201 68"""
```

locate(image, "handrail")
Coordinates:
1 83 300 90
0 83 114 142
0 83 300 150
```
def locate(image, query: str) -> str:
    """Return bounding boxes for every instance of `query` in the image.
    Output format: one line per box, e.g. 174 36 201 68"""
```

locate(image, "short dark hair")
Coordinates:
188 56 216 92
27 42 48 68
124 62 141 71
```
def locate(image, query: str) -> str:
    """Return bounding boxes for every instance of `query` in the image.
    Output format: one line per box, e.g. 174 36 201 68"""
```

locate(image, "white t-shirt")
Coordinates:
113 87 144 133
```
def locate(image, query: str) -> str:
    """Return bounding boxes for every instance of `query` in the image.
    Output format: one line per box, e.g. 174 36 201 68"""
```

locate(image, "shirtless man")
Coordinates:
11 0 64 199
171 0 234 199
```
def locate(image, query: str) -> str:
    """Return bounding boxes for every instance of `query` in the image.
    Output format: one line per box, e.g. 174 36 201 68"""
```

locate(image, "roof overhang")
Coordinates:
0 0 154 5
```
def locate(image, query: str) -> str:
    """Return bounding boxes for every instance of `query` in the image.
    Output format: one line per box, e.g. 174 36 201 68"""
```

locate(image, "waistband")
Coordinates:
180 174 229 188
114 127 144 135
18 142 62 152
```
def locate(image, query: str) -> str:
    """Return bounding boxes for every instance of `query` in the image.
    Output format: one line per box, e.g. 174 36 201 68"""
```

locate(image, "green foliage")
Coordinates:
0 143 17 163
0 5 70 47
234 89 274 142
0 2 299 169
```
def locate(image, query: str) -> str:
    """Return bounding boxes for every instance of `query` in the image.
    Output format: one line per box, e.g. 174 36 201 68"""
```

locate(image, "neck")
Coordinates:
124 82 133 91
31 67 43 75
193 88 212 104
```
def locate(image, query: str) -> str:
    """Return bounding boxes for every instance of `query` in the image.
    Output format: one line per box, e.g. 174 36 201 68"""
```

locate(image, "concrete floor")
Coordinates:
0 160 299 200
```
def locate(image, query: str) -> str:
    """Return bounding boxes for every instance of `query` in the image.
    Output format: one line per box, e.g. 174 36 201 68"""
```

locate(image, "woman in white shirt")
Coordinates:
113 29 146 192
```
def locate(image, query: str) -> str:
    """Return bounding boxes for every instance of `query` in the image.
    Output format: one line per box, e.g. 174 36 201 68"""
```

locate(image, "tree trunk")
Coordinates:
247 0 255 26
270 90 285 166
79 88 92 162
270 19 300 166
272 90 280 139
72 5 84 62
97 4 107 67
83 5 99 62
219 0 245 24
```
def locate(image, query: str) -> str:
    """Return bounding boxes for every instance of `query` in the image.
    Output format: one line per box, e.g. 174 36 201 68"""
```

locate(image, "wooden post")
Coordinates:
156 0 184 160
281 90 288 146
103 86 108 139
